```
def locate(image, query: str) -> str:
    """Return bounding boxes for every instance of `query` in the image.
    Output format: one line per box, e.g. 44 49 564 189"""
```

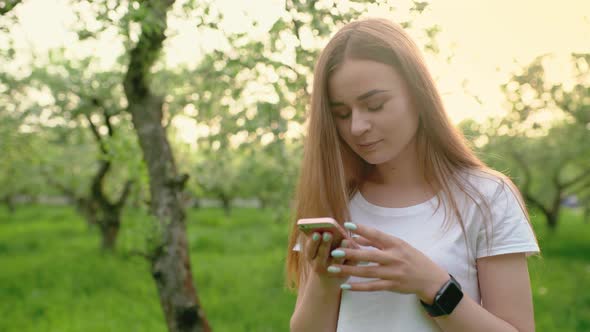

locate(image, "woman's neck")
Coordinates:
368 137 426 190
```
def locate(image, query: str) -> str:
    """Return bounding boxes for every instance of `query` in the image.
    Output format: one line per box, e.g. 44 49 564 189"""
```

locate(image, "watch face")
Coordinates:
437 282 463 313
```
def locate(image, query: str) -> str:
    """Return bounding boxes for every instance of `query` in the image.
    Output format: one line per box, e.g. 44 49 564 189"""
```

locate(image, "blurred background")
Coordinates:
1 0 589 331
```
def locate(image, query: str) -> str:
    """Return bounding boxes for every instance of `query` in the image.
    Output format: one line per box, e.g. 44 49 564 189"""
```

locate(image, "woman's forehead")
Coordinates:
327 59 405 102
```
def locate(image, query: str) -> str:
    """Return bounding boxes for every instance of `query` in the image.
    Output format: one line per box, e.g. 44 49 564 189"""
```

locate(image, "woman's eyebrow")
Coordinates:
329 89 390 106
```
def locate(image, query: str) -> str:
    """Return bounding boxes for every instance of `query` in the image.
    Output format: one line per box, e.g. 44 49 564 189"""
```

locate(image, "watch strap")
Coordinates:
420 274 463 317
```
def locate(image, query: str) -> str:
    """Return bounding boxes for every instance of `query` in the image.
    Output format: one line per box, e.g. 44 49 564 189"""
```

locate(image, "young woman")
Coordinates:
286 18 540 332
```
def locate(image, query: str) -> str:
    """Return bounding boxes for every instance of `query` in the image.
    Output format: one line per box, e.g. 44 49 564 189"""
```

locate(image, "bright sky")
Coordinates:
7 0 590 142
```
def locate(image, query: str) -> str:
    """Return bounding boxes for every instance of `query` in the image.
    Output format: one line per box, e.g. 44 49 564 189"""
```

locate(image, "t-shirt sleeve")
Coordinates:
476 181 540 258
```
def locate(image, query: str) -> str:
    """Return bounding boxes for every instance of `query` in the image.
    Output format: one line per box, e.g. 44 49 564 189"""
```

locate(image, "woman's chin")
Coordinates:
360 154 388 165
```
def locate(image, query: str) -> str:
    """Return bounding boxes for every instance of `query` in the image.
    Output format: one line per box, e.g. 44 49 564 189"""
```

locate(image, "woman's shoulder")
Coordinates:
455 167 514 203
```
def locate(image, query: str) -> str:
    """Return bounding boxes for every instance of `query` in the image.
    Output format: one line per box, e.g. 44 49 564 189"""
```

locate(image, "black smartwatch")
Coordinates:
420 274 464 317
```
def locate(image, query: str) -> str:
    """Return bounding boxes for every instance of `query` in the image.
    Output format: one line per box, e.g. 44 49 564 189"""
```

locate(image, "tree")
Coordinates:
179 0 440 219
0 110 42 212
192 143 244 216
5 1 441 329
239 139 302 221
0 36 45 211
25 52 135 250
462 53 590 230
120 0 211 330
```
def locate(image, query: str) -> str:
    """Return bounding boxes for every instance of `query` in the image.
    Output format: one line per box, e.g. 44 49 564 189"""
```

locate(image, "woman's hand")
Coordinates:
325 222 451 304
302 231 360 289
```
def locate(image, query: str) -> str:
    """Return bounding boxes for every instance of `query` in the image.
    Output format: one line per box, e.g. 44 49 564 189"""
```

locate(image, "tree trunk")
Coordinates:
99 216 120 251
546 194 562 231
123 1 210 331
84 160 130 251
191 197 201 209
546 211 558 231
76 197 98 230
2 195 15 213
42 165 130 249
129 93 210 332
77 194 127 251
259 197 267 210
219 193 231 216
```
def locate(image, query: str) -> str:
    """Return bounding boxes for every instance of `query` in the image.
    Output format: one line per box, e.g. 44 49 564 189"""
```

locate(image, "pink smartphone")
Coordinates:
297 217 359 249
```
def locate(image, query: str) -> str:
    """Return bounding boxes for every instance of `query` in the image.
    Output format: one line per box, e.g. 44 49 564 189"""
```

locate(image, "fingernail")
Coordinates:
340 284 352 290
341 239 349 247
323 232 332 242
331 249 345 258
327 266 341 273
344 222 357 231
312 233 320 241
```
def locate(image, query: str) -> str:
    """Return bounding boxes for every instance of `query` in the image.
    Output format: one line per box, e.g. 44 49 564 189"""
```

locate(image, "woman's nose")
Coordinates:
350 110 371 136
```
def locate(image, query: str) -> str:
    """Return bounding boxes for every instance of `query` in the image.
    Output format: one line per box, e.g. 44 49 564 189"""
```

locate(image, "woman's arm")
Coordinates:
290 271 342 332
327 222 537 331
429 253 535 332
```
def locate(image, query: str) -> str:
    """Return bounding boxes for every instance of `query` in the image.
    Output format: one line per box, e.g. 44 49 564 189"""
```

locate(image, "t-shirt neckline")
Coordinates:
352 190 440 217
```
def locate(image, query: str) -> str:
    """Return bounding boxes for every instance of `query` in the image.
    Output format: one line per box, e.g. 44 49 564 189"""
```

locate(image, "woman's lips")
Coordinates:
358 140 382 150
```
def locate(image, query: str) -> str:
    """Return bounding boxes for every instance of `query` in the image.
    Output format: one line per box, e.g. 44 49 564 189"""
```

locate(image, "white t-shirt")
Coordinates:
292 171 540 332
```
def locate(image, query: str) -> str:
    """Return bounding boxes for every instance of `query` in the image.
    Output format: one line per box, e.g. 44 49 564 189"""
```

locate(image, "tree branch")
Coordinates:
507 148 555 215
84 112 107 154
103 108 115 137
522 191 551 217
123 0 175 104
508 149 532 194
90 160 111 207
0 0 22 16
284 0 302 42
40 168 78 201
115 180 133 210
560 167 590 190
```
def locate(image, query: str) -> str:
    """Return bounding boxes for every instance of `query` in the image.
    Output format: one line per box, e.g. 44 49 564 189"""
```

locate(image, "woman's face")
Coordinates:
327 59 420 166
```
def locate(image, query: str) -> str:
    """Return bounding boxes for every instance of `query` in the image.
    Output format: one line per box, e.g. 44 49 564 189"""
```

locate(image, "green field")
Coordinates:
0 205 588 331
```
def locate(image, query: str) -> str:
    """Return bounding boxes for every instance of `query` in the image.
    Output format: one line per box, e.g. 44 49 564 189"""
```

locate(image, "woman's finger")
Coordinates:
331 247 390 265
351 234 378 248
305 232 321 260
314 232 333 268
340 279 394 292
345 222 403 249
332 239 350 265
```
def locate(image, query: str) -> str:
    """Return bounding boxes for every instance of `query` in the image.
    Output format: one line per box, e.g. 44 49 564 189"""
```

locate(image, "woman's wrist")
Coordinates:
310 271 344 292
417 271 451 304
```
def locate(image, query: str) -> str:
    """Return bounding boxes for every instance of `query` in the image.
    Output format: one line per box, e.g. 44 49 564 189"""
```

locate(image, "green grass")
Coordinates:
0 205 588 331
526 208 590 331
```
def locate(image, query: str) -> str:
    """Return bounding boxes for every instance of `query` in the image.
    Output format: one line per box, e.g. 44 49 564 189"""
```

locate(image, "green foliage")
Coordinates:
0 0 22 17
0 111 45 201
0 44 45 202
462 53 590 226
164 0 440 214
502 54 590 127
0 205 588 331
21 50 149 206
192 143 246 202
4 0 445 215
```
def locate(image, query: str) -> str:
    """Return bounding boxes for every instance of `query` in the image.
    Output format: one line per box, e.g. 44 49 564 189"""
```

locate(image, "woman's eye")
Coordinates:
368 103 384 111
331 108 351 119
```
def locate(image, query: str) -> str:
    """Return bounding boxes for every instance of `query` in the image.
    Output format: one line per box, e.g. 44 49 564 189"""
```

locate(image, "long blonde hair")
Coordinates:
285 18 537 291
